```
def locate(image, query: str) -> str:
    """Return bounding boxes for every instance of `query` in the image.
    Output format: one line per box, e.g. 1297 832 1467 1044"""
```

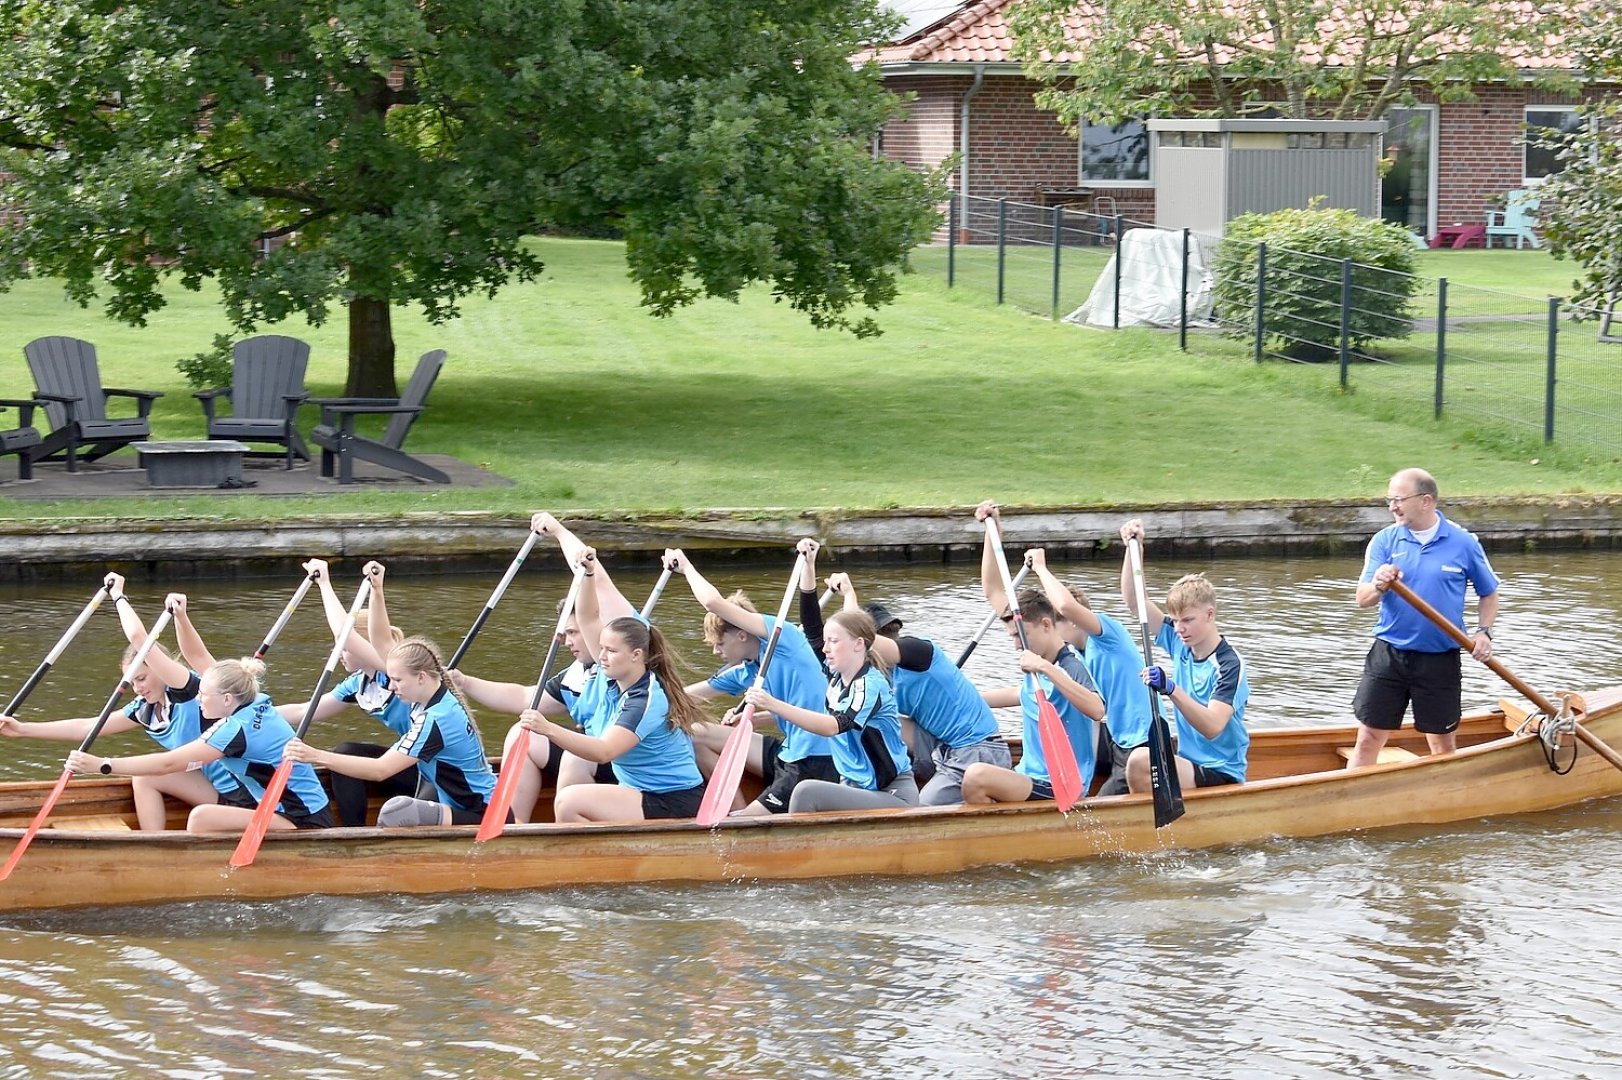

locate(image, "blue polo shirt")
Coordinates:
1015 644 1098 788
1361 512 1500 653
706 615 835 762
333 669 415 737
392 686 497 813
590 669 703 793
1082 613 1154 750
1154 621 1251 782
891 636 1000 749
123 671 233 794
202 694 330 819
825 663 911 790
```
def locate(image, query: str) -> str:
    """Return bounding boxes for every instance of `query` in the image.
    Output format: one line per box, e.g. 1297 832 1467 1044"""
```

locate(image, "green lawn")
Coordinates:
3 237 1618 523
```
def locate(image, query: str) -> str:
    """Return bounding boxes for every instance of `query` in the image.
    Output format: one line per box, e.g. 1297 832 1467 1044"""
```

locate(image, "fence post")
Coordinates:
1545 296 1560 443
1051 206 1063 320
1179 228 1190 352
947 194 957 288
996 199 1007 305
1434 278 1447 419
1338 259 1353 389
1253 243 1268 363
1112 216 1124 329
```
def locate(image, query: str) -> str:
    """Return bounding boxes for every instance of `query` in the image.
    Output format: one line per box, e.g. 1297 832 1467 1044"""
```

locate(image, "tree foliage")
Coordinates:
0 0 943 394
1009 0 1574 127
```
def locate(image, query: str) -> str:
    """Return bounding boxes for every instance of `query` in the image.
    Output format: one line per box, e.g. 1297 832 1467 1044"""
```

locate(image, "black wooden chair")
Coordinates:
194 334 311 469
23 337 163 472
0 399 44 481
309 350 449 484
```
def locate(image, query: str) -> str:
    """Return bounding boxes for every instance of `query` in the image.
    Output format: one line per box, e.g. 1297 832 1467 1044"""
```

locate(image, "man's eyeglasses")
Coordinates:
1385 493 1426 507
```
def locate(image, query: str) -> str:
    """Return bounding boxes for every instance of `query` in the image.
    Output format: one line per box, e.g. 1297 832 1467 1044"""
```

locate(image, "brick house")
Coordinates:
873 0 1606 238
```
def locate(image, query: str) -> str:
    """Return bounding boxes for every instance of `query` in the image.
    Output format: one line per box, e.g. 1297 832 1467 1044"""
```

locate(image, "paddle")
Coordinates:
641 565 674 620
448 530 541 669
251 570 319 661
3 584 110 717
474 565 588 841
1126 538 1187 828
0 606 176 882
230 578 372 869
954 563 1032 668
696 553 808 827
1386 578 1622 774
984 520 1084 810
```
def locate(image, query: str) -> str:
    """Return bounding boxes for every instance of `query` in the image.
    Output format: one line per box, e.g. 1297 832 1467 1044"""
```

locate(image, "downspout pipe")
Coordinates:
959 63 985 239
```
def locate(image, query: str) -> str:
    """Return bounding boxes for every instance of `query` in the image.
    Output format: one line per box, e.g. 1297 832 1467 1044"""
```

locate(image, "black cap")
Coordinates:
862 602 903 633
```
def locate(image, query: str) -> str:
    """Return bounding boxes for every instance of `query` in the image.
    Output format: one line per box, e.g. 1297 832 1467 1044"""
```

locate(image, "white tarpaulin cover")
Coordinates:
1064 228 1214 329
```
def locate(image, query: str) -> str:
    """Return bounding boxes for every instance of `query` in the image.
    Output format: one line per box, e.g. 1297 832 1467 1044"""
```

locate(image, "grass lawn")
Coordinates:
2 237 1618 523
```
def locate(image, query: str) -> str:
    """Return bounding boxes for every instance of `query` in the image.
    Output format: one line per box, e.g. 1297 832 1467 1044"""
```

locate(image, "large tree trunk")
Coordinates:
346 296 397 397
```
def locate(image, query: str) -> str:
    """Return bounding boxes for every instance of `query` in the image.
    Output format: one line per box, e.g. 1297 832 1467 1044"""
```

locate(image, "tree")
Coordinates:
1008 0 1573 126
0 1 943 395
1539 4 1622 314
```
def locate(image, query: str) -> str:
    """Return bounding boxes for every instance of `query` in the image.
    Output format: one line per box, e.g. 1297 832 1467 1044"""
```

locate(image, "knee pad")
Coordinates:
377 796 444 827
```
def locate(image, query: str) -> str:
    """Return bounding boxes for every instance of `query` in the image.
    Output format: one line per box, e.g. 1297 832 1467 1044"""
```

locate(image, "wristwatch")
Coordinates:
99 759 113 775
1474 626 1493 640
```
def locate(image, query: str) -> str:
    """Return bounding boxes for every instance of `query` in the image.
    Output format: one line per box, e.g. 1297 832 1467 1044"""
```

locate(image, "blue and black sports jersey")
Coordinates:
891 636 999 749
1155 620 1251 781
544 660 609 734
825 662 910 791
333 669 415 737
391 686 497 813
123 671 234 794
1083 613 1154 750
201 694 329 818
1015 644 1098 788
584 668 702 794
706 615 835 762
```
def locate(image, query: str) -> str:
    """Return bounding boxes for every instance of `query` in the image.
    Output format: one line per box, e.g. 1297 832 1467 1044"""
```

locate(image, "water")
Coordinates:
2 551 1621 1076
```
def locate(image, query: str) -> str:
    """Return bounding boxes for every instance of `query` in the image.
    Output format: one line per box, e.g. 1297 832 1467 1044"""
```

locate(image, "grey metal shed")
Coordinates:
1148 118 1387 236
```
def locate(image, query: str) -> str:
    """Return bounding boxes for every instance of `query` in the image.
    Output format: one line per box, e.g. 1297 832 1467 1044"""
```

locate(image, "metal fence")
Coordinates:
915 194 1622 456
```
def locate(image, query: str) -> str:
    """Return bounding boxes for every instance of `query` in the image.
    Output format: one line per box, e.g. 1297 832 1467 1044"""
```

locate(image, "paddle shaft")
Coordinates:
252 572 318 660
0 608 175 882
955 563 1031 668
641 566 674 620
696 553 807 827
1127 538 1186 828
230 579 371 869
448 531 541 670
1386 579 1622 773
474 568 588 841
3 586 109 716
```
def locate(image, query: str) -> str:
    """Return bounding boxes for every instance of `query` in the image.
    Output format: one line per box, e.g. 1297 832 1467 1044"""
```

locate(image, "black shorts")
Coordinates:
1190 764 1242 788
447 804 514 827
642 783 705 820
758 740 840 814
1026 778 1054 802
1353 639 1463 735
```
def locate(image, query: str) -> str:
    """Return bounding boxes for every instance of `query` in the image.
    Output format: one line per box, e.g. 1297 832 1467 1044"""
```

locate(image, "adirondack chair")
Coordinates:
309 350 449 484
194 335 311 469
23 337 163 473
1485 188 1542 249
0 399 43 481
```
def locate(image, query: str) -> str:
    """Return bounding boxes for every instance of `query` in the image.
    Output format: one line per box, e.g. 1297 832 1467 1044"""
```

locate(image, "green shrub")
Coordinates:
1212 207 1421 362
176 333 234 389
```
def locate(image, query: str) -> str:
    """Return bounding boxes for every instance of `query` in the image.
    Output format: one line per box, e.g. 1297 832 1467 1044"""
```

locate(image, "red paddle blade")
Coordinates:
1034 691 1085 811
228 760 294 869
697 707 755 827
475 729 530 842
0 766 74 882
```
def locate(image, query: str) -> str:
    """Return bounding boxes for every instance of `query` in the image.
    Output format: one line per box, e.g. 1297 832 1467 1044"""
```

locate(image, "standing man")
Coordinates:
1348 468 1499 768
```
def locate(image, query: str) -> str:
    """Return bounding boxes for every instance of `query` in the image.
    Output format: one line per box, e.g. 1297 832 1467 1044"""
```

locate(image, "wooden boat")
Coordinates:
3 688 1621 913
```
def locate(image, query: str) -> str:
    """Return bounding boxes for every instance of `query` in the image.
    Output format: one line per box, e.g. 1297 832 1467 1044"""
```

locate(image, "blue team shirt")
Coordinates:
201 694 330 818
544 660 609 735
824 663 911 790
706 615 836 762
333 669 415 737
1083 613 1154 750
590 668 703 794
1154 620 1251 782
1016 645 1098 788
891 637 1000 749
122 671 233 793
1361 512 1500 653
391 686 497 812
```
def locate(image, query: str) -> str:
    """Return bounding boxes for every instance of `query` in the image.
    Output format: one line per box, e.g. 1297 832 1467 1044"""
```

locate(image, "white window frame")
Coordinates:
1078 117 1154 188
1523 105 1583 186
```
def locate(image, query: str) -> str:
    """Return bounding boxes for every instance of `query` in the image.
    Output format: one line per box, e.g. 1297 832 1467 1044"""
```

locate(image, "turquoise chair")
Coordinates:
1485 188 1542 249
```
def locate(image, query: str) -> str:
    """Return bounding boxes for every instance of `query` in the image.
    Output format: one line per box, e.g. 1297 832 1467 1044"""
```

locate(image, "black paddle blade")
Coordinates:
1147 713 1185 829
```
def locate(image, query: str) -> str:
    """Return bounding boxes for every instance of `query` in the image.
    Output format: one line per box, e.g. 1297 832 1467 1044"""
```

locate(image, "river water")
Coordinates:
1 551 1620 1077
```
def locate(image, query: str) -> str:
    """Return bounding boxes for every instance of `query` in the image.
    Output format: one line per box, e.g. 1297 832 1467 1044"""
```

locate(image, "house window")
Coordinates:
1081 118 1151 185
1525 106 1584 183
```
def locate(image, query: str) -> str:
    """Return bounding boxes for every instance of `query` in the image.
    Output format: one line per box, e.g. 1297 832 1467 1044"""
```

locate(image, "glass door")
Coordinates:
1382 106 1437 238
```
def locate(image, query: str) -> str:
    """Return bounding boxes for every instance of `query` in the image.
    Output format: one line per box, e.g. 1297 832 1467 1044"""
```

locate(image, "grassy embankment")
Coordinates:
0 239 1615 523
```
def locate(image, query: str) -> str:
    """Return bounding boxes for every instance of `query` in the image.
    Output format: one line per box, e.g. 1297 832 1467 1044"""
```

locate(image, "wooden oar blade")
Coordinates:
1147 713 1185 828
0 766 74 882
475 729 530 842
697 707 756 827
228 760 294 869
1034 691 1085 811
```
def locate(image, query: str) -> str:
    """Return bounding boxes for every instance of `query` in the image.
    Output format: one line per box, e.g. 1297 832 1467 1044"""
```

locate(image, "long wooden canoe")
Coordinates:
2 687 1620 913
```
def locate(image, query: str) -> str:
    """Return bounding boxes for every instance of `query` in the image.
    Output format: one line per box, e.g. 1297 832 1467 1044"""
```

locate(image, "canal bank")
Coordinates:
4 494 1620 581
